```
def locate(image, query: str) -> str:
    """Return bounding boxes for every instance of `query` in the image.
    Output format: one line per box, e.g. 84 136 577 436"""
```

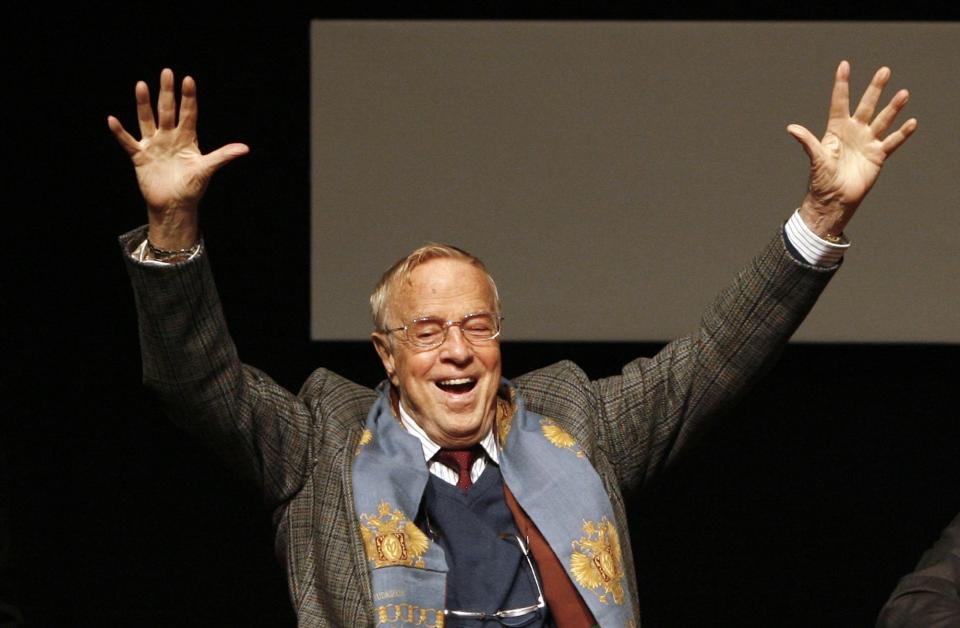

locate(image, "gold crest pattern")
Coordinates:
376 603 444 627
355 429 373 456
540 418 585 458
495 391 516 449
360 502 430 569
570 517 625 605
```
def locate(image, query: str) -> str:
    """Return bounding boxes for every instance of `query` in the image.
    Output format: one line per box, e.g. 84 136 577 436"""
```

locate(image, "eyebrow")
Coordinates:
407 310 493 322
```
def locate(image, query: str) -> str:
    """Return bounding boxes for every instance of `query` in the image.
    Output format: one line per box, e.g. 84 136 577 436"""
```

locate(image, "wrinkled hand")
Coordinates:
107 68 248 248
787 61 917 239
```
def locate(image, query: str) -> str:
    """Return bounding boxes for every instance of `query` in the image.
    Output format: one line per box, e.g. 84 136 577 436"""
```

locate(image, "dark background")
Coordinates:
4 3 959 626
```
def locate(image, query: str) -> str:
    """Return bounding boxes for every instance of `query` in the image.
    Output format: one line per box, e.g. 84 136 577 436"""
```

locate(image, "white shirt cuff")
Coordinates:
784 209 849 267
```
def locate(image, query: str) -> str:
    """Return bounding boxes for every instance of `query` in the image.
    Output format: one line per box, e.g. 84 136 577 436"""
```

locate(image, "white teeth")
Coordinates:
439 378 474 385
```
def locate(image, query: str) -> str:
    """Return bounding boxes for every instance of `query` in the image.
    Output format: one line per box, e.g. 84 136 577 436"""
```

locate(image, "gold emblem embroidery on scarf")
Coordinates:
570 517 625 605
495 392 516 449
360 502 430 568
540 418 586 458
375 603 445 627
355 428 373 456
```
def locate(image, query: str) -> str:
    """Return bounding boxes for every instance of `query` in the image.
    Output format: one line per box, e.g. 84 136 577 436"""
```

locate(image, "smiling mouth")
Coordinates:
435 378 477 395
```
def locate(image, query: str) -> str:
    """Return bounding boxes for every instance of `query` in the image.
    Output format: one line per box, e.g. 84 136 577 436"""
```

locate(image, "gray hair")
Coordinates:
370 243 501 331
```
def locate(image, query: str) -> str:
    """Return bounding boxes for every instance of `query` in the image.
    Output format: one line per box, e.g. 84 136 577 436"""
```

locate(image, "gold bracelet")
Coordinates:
146 238 201 261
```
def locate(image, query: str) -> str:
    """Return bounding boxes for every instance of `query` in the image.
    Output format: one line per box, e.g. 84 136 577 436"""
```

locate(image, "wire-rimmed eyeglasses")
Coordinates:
443 533 546 626
383 312 503 350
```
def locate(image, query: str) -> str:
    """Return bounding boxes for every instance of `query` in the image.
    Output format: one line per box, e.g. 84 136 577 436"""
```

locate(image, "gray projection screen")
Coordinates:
310 21 959 342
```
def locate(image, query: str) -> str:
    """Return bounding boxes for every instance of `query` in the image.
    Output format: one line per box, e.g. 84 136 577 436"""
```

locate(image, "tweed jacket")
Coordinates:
121 226 835 627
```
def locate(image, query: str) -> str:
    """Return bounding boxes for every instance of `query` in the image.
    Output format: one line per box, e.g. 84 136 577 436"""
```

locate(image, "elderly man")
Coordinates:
111 62 914 626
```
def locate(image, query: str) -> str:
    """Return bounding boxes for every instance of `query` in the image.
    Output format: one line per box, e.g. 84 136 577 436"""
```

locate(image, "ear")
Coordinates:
371 332 399 386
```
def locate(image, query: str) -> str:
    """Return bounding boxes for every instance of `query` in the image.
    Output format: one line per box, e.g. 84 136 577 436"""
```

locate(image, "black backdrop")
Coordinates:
4 4 959 626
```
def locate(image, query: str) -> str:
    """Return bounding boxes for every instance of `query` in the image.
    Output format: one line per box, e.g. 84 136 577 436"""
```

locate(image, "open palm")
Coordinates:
108 68 248 247
787 61 917 238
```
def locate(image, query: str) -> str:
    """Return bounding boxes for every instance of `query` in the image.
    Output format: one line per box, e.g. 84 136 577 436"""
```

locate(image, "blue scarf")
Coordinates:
352 380 634 627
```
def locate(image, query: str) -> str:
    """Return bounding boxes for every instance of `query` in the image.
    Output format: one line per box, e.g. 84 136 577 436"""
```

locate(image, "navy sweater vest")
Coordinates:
421 465 550 627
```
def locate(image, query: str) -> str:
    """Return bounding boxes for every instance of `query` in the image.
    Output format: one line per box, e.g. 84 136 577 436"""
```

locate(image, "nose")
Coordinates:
438 324 472 364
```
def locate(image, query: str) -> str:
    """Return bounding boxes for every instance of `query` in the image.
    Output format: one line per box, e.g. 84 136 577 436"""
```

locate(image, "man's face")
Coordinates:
373 258 501 449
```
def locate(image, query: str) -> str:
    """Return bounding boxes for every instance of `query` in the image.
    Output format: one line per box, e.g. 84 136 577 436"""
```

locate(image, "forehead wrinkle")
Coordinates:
393 260 496 322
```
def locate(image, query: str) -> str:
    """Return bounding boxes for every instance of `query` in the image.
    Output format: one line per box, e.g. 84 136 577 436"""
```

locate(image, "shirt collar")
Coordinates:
398 401 499 464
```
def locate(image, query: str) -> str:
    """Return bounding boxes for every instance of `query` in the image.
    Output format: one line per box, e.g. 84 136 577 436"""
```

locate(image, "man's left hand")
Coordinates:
788 60 917 239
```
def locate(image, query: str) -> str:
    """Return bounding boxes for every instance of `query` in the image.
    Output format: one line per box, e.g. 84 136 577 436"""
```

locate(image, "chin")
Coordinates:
435 413 492 445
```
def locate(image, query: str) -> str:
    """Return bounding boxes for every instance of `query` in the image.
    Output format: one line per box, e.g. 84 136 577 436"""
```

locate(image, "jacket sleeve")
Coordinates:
592 228 836 491
877 512 960 628
120 225 317 507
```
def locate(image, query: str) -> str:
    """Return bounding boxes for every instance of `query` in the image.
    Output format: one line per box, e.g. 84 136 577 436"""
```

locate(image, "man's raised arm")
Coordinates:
589 61 917 489
110 70 322 506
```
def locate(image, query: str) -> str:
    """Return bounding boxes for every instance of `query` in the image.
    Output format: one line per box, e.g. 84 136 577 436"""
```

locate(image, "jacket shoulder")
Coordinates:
512 360 600 431
299 368 377 437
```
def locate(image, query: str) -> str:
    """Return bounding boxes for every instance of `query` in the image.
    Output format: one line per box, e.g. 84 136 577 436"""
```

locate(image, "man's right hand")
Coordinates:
108 68 248 250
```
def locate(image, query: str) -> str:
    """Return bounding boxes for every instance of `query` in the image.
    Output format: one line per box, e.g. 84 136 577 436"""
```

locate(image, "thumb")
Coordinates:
786 124 822 165
202 142 250 173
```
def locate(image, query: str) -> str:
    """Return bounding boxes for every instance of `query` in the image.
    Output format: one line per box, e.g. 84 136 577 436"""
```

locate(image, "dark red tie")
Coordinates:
434 447 481 490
